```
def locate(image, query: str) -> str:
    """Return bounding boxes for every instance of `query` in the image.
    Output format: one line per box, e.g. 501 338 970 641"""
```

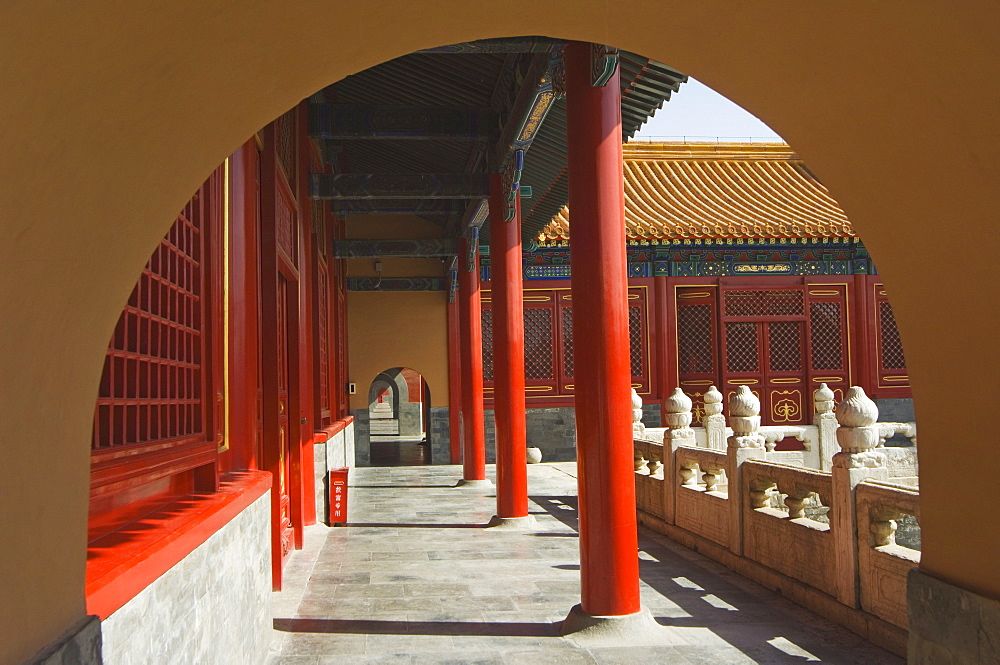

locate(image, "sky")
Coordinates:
631 78 782 143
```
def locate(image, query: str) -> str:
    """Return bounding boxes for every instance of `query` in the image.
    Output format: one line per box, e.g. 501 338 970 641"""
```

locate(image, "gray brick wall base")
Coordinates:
100 491 272 665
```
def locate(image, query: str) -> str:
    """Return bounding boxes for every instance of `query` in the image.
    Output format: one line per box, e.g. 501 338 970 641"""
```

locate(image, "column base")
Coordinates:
908 568 1000 665
486 515 538 530
559 604 677 647
453 478 493 489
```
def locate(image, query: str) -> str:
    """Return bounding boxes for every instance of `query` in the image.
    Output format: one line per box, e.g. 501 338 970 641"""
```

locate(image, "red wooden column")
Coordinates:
229 140 261 472
458 234 488 483
565 41 641 617
447 297 463 464
489 175 529 519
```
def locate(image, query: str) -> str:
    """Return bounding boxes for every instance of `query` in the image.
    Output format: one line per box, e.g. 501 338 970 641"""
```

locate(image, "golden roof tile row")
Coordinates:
539 142 855 241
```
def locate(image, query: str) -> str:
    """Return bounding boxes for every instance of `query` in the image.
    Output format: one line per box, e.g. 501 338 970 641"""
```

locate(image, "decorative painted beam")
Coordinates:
311 173 490 200
333 238 457 259
331 200 468 216
493 51 563 171
309 104 495 140
346 277 446 291
416 37 554 54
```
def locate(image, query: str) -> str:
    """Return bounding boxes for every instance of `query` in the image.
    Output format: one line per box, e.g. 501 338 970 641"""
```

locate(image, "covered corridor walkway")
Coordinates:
268 464 901 664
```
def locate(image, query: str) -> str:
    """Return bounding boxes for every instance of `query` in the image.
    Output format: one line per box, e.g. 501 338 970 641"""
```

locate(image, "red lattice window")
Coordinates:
317 260 331 423
677 304 714 374
524 308 554 380
628 306 643 376
482 308 494 381
276 110 296 186
879 301 907 370
768 321 803 372
725 290 804 317
809 301 844 370
726 322 760 373
94 193 215 450
561 307 574 378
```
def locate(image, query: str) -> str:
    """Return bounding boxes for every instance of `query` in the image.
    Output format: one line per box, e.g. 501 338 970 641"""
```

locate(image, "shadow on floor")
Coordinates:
343 522 488 529
274 618 560 638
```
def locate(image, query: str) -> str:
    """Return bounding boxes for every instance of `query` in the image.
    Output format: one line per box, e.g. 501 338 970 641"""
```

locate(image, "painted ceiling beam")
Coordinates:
333 238 457 259
346 277 447 292
493 51 562 171
330 200 468 216
309 104 496 140
312 173 490 200
416 37 553 54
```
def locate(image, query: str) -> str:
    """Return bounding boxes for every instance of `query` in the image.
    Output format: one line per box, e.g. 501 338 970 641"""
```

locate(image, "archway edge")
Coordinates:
2 3 999 662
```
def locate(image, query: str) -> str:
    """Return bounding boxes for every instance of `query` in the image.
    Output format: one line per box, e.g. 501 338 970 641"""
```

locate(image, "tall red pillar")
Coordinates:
458 234 488 483
565 41 642 617
489 175 529 519
447 297 463 465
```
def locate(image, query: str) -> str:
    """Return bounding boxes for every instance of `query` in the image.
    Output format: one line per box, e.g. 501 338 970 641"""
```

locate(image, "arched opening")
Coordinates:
367 367 432 466
3 6 999 664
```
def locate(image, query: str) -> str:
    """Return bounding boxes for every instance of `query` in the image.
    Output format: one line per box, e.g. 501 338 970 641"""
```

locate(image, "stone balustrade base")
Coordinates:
908 568 1000 664
637 509 907 656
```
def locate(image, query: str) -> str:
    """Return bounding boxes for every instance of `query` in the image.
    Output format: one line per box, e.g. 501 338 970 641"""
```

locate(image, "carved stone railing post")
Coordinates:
632 387 647 471
813 383 838 471
703 385 727 451
830 386 888 608
726 386 766 556
631 387 645 439
662 387 694 524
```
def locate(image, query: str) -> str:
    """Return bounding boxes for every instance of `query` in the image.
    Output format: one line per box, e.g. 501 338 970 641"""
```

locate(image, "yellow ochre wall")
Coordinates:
345 215 450 410
1 3 998 662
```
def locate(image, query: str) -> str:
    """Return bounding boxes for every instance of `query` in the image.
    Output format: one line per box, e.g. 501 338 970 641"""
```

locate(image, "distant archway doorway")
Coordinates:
368 367 432 466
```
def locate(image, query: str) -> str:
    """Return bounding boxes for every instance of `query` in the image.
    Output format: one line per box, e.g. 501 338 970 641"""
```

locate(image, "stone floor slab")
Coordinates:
267 463 903 664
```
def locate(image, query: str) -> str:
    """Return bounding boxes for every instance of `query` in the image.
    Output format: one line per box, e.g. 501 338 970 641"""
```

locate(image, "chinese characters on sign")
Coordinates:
329 467 350 525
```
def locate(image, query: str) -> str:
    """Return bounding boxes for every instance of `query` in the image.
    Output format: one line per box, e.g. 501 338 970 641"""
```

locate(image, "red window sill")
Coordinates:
86 470 271 619
312 415 355 444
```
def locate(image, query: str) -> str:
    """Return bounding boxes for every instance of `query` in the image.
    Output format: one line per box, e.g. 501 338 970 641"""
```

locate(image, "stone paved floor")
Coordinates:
268 463 904 664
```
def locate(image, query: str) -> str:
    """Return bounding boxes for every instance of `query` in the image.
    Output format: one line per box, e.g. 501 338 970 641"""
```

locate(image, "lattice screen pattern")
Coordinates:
481 309 494 381
629 306 643 376
809 302 843 370
879 301 907 370
726 322 760 373
725 290 804 317
524 308 554 379
93 196 209 449
768 321 803 372
562 307 574 378
677 304 714 373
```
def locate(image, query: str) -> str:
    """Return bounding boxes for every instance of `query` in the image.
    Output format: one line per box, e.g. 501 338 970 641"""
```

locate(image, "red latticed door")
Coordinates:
873 282 909 394
523 292 557 400
481 306 494 389
721 287 809 428
675 288 720 425
557 292 574 396
627 288 651 397
276 275 294 567
806 284 851 404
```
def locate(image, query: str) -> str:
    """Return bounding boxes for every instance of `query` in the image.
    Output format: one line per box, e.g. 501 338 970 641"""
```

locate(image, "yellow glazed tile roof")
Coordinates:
539 142 854 241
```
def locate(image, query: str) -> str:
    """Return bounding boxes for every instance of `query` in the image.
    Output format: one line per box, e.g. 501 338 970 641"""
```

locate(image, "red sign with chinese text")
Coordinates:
329 467 349 525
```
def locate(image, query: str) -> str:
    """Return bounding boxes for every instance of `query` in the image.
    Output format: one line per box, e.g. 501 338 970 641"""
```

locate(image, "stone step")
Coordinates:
369 419 399 434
